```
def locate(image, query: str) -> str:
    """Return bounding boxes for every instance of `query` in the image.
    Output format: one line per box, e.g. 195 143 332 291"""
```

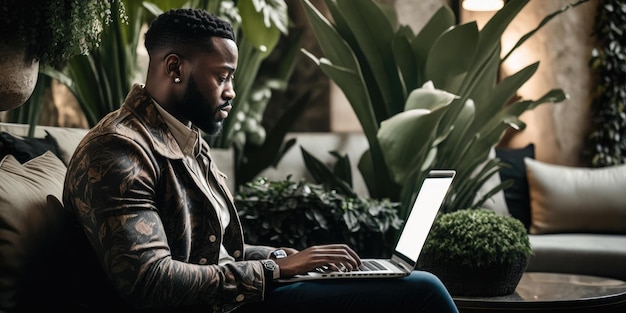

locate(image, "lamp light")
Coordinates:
462 0 505 12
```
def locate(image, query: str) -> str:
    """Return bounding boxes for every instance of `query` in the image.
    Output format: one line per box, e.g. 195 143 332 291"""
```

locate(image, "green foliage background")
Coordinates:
583 0 626 166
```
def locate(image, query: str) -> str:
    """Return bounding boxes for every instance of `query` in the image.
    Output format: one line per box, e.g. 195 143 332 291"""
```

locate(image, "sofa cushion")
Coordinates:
42 127 88 165
0 122 88 165
496 144 535 231
526 233 626 281
0 152 67 310
525 157 626 234
0 131 60 164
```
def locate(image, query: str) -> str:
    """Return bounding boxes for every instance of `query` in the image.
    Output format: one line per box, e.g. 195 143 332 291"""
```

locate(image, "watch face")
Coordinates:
262 260 277 271
272 249 287 259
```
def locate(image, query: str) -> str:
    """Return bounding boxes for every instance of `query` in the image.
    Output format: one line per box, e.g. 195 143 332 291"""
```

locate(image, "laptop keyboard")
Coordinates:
359 260 387 271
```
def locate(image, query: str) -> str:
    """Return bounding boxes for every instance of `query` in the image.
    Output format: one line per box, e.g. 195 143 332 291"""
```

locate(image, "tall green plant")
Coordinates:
44 0 138 127
301 0 588 219
36 0 307 188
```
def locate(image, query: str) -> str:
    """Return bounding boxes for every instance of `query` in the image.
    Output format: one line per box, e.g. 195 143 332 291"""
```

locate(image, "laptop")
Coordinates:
277 169 456 282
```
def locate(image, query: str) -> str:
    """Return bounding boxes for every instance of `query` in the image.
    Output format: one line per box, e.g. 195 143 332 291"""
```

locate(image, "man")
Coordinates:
63 8 459 313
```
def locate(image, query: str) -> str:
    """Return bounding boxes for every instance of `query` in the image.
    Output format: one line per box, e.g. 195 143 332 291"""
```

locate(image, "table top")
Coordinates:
454 272 626 311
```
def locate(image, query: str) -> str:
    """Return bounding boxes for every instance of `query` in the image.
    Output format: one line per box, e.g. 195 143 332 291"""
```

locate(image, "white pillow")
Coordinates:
525 157 626 234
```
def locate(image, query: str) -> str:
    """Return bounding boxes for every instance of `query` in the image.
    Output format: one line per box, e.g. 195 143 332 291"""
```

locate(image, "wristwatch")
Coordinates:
260 259 280 280
270 249 287 259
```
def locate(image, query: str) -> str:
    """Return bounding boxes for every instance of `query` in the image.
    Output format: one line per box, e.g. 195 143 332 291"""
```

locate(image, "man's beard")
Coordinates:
179 76 225 136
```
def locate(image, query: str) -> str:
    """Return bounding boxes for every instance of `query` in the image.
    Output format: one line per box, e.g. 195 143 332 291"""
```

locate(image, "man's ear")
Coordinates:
165 54 182 78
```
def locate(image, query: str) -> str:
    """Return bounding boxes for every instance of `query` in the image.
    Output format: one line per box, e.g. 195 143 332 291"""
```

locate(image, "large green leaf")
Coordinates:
302 0 361 72
404 81 458 111
303 53 378 144
435 99 475 166
459 0 529 96
336 0 405 116
377 107 448 185
425 22 479 92
478 62 540 128
322 0 387 123
301 147 356 197
412 5 456 83
393 26 418 93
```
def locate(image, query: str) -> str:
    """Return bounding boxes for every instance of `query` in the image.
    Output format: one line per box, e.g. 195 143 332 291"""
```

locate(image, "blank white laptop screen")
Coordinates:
395 175 454 263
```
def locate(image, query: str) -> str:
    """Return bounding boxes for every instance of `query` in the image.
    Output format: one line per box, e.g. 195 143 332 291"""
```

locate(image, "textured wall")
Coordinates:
493 0 598 166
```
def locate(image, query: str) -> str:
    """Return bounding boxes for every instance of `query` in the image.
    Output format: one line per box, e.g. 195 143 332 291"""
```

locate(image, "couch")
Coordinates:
1 122 626 311
490 144 626 281
522 156 626 281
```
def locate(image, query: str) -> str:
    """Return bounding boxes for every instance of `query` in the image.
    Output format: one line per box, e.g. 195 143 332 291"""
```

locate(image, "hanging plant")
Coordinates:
583 0 626 166
0 0 125 112
0 0 125 68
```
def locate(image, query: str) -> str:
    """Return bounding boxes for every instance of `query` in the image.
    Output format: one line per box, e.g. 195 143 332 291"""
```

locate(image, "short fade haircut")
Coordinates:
144 8 235 55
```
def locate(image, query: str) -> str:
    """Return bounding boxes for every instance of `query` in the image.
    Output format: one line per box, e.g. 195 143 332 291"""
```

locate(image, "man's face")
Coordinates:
178 37 238 135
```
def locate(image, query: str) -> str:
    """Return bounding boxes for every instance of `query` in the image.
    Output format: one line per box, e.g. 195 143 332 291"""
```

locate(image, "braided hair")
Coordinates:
144 8 235 55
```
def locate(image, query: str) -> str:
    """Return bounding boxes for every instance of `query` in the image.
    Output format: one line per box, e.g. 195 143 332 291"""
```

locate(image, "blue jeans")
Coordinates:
236 271 459 313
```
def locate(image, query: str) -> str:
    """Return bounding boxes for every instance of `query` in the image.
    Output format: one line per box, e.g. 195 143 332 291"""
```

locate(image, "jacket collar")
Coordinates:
122 84 184 160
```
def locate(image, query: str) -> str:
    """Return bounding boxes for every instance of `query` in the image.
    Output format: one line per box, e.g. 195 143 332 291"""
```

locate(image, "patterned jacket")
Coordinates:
63 84 275 312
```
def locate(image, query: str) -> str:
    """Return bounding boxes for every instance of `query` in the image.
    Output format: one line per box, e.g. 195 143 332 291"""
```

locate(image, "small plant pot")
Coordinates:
417 253 529 297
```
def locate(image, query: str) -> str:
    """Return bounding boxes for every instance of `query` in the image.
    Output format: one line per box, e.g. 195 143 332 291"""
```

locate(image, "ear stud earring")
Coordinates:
174 77 181 83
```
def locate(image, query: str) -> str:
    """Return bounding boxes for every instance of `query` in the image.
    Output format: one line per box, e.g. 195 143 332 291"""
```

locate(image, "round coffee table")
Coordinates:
453 272 626 312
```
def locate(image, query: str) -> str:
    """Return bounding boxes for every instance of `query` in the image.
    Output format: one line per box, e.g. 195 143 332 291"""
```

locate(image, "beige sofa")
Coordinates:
1 122 625 311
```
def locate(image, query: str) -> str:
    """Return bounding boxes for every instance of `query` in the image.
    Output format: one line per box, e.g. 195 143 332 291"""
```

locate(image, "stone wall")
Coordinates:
493 0 598 166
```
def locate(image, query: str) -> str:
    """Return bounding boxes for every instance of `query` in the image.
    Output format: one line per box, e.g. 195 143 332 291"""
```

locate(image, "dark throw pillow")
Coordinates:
0 131 60 164
495 144 535 232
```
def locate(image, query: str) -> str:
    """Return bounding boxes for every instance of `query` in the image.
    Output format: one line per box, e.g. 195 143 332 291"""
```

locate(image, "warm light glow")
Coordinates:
462 0 504 12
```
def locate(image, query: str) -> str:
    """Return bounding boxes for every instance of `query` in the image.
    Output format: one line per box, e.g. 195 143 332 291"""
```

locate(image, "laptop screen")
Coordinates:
394 171 455 265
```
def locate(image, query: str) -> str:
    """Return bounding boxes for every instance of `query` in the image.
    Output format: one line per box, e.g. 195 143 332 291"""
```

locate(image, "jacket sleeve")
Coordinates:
244 244 278 260
63 133 267 312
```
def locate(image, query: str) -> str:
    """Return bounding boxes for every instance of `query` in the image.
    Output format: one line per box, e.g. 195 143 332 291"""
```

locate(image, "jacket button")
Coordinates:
235 294 245 302
233 250 241 258
209 235 217 242
199 258 208 265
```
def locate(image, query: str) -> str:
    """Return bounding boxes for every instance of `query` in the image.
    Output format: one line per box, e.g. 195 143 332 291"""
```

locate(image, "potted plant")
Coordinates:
416 209 533 297
235 176 404 258
300 0 589 221
0 0 123 111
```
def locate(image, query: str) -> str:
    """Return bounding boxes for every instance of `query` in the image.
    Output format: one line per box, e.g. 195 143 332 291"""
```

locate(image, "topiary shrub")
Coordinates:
417 208 533 296
422 208 532 268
